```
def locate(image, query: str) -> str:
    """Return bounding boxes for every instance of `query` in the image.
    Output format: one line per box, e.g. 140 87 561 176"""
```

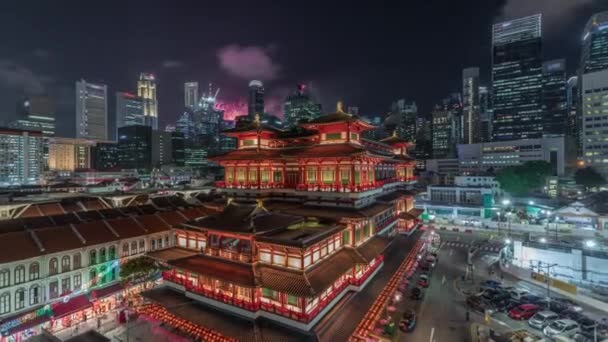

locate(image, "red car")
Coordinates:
508 304 540 320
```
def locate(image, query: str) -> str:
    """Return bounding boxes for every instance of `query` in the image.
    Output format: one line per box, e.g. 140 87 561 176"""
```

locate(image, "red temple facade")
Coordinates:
151 105 421 331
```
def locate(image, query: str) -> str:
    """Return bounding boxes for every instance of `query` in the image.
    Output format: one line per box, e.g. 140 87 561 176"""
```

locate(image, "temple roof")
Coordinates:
355 236 392 262
256 222 344 248
380 135 412 146
170 254 256 287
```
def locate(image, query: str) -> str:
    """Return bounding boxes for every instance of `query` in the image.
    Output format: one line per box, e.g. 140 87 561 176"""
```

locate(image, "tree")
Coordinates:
119 256 162 284
575 167 606 190
495 161 553 196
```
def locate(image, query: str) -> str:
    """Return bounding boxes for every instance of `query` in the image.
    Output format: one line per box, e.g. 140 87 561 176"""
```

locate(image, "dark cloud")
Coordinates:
32 49 51 58
217 44 281 81
498 0 595 32
0 60 47 94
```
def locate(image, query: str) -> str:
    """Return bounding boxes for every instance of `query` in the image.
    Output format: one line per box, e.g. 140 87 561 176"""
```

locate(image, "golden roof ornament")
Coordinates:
254 113 261 125
336 101 344 113
392 130 398 138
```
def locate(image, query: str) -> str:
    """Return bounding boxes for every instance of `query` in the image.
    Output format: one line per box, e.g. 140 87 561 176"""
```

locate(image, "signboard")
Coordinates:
0 305 52 335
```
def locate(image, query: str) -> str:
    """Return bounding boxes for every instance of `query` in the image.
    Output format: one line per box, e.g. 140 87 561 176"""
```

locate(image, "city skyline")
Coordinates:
0 1 607 138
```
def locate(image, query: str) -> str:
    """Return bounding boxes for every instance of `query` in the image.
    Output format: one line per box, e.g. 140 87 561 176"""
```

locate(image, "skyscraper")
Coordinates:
248 80 264 119
541 59 568 136
283 84 322 128
115 92 144 135
11 96 56 137
76 79 108 140
479 86 492 142
117 125 152 170
491 14 543 141
567 76 580 154
0 128 44 186
137 73 158 130
432 94 461 159
581 11 608 74
385 100 417 142
185 82 199 109
462 67 481 144
581 70 608 177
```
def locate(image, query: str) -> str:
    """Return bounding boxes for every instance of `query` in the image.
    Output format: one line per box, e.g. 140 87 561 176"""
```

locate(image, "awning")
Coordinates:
3 315 50 336
90 283 124 300
51 295 92 318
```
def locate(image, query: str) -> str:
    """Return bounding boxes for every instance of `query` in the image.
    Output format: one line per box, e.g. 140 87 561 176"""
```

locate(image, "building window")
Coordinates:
130 242 137 255
29 263 39 281
342 230 350 245
61 278 70 295
122 243 129 255
287 294 298 306
0 292 10 314
261 288 279 301
99 248 106 263
74 274 81 290
99 266 107 284
49 258 59 275
165 235 169 247
157 238 162 249
287 256 301 269
89 269 97 286
242 139 255 146
259 251 271 263
0 270 9 288
14 266 25 284
89 250 97 266
61 256 71 273
306 167 317 182
110 268 116 281
152 239 157 250
350 133 359 141
15 289 25 310
109 246 116 260
73 253 81 269
139 240 145 253
325 132 342 140
29 285 40 305
49 281 59 299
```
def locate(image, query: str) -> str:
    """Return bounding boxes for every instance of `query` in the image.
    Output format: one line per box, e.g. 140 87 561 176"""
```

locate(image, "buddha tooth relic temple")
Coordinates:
149 104 422 331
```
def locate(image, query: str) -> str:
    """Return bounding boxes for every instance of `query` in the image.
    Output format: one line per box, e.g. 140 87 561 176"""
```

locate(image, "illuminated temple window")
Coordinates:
262 287 279 302
259 250 271 263
321 168 334 184
287 255 301 269
306 297 318 313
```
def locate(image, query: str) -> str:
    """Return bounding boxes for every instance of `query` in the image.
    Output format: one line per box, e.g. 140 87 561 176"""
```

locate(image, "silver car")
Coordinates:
529 311 559 330
544 319 580 338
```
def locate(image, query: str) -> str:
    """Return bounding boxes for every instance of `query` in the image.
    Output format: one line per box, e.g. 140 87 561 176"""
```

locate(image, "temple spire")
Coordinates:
336 101 344 113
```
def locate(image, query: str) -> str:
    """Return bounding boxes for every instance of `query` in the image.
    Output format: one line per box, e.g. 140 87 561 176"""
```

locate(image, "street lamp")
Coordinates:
502 199 511 206
505 238 512 244
539 237 547 243
585 240 597 248
529 201 535 205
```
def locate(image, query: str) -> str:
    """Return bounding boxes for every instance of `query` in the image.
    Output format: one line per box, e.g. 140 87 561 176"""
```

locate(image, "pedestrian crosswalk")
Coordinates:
442 241 502 253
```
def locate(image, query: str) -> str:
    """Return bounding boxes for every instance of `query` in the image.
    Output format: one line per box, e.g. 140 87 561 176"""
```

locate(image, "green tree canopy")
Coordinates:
495 161 553 196
574 166 606 190
119 256 162 284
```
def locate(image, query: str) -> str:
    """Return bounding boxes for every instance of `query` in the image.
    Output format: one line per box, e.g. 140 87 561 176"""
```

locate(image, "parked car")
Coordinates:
399 309 417 332
420 262 431 272
552 298 583 313
529 311 559 330
411 287 424 300
418 274 429 288
426 255 437 268
479 279 503 292
519 294 545 306
577 317 597 334
544 319 580 338
508 304 541 320
509 288 529 301
467 295 487 313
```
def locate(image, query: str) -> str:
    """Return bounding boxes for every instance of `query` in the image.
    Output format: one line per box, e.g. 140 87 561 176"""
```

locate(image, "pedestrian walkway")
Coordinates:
442 241 501 253
54 310 120 341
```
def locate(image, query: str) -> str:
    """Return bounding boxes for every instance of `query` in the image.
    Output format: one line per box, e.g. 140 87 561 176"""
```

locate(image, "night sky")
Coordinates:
0 0 607 137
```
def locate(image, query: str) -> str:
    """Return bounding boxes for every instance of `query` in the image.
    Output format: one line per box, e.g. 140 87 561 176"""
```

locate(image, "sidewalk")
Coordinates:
54 310 121 341
501 262 608 314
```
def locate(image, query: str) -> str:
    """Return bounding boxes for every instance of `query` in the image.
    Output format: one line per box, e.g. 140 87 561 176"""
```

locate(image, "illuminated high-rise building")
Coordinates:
541 59 568 136
491 14 543 141
248 80 264 119
385 100 417 142
479 86 492 142
11 96 56 137
283 84 322 128
581 70 608 177
566 76 580 154
137 73 158 130
76 79 108 140
462 67 481 144
581 11 608 74
432 94 461 159
115 92 144 135
0 128 44 186
185 82 199 109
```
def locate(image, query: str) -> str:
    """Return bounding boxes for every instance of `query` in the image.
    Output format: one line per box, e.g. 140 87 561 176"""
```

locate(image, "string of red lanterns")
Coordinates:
138 304 238 342
349 239 424 341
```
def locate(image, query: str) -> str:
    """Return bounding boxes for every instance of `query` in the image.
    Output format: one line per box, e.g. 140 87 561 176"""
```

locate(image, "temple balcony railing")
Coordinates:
215 177 416 193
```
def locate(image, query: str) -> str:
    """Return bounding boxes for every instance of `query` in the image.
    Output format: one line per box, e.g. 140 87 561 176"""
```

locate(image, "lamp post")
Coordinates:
538 262 559 305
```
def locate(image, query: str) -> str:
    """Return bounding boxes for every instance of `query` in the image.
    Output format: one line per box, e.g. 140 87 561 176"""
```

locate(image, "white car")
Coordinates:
509 288 529 301
528 311 559 330
544 319 580 339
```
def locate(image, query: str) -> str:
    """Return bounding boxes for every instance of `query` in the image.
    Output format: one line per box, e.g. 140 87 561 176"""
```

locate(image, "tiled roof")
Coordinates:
193 204 302 234
134 214 171 234
379 135 411 145
24 216 54 229
107 217 147 238
210 149 283 162
355 236 392 263
20 205 42 218
73 221 117 246
98 208 125 220
0 231 41 263
82 199 107 210
282 143 367 158
304 111 362 125
179 207 210 221
170 255 256 287
38 203 65 216
51 213 81 226
256 265 313 297
76 210 103 222
256 224 344 248
306 248 364 293
157 211 187 226
146 247 198 262
34 226 84 254
358 202 393 218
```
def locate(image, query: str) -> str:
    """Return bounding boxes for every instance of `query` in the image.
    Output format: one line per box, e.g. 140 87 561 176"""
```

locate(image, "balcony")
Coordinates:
205 247 252 263
215 177 416 193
